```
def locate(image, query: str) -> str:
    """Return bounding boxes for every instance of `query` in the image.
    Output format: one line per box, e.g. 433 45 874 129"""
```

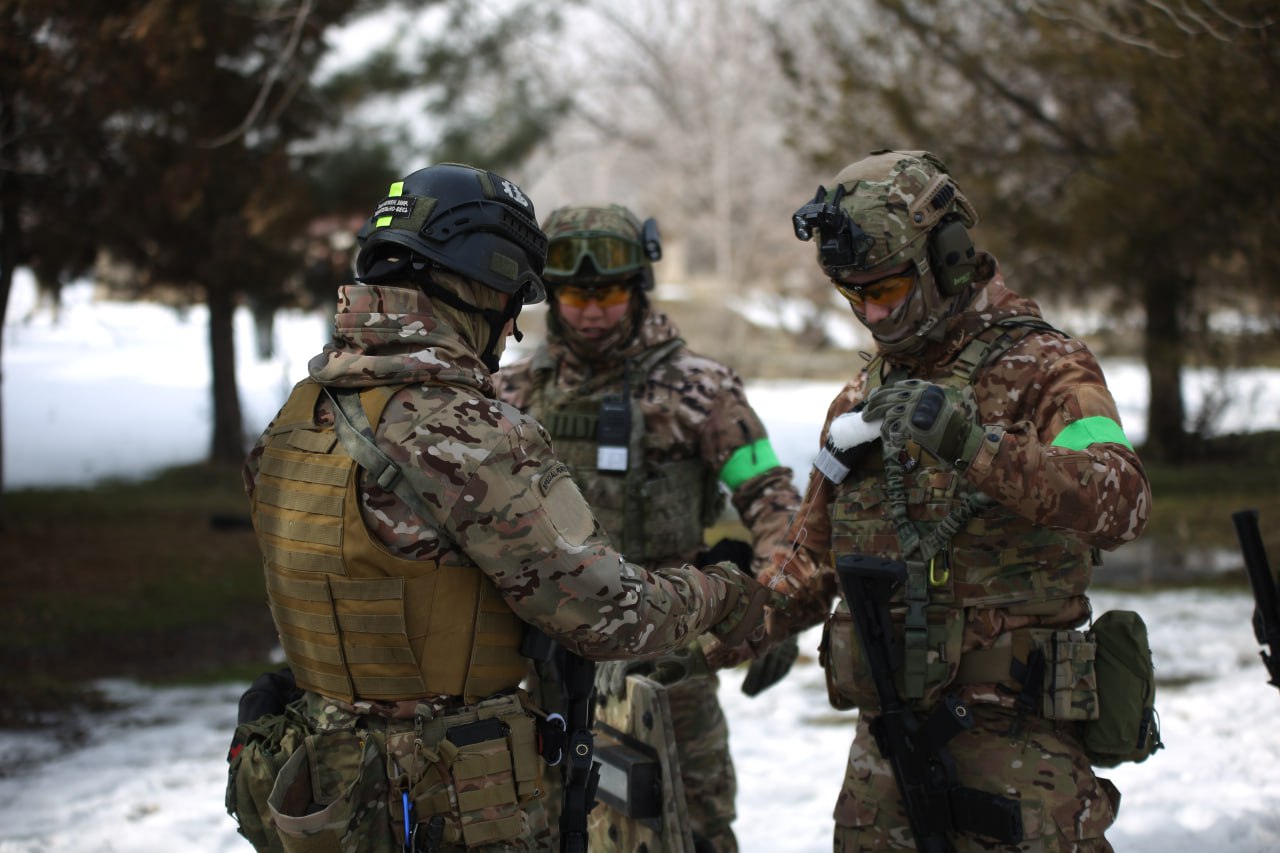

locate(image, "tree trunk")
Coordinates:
1142 272 1188 462
0 91 18 512
207 282 245 463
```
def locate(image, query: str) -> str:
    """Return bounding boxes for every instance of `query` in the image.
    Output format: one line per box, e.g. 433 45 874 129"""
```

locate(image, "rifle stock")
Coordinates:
834 554 1023 852
1232 509 1280 691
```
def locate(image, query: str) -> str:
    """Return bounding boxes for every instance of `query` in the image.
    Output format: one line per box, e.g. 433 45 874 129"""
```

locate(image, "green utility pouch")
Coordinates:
226 702 310 852
268 729 392 853
1083 610 1163 767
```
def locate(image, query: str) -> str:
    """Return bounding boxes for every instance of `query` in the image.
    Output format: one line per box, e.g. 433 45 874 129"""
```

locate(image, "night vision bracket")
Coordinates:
791 184 875 271
641 217 662 262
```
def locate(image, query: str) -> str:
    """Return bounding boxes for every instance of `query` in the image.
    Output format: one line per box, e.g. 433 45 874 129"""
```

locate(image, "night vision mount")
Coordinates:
791 184 876 272
641 217 662 263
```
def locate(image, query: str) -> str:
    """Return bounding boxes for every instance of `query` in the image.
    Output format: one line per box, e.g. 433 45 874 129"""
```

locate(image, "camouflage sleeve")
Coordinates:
754 381 864 638
445 417 735 661
965 334 1151 550
696 365 803 572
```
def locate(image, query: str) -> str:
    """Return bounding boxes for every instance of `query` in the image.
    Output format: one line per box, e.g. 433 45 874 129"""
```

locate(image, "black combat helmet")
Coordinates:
355 163 548 304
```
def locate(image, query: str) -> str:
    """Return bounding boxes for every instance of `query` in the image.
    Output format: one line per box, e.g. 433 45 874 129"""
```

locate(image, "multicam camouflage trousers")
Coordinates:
833 705 1119 852
263 692 554 853
667 671 738 853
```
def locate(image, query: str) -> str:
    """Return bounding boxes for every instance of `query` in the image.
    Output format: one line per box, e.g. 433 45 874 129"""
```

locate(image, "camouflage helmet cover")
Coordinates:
822 150 978 277
541 204 660 290
355 162 548 303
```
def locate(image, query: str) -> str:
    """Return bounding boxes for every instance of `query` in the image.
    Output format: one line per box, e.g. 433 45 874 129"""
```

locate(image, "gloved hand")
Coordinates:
702 560 779 647
695 537 754 574
862 379 987 469
741 634 800 696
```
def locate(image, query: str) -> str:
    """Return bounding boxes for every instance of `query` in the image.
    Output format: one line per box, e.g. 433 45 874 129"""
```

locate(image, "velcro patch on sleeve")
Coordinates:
537 461 572 497
535 461 593 545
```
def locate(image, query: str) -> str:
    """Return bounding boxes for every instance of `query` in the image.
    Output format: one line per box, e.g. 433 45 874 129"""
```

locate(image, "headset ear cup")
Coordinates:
928 218 977 295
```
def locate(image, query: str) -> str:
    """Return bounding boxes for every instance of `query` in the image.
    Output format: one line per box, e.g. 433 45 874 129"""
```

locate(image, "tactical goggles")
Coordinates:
554 282 633 310
833 269 917 310
544 233 646 277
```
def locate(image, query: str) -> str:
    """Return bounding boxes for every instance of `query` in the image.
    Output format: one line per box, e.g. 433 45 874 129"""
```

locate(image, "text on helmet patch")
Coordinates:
374 195 417 227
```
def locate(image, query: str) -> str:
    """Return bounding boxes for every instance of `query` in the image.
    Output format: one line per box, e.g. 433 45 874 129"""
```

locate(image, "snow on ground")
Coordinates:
3 272 1280 851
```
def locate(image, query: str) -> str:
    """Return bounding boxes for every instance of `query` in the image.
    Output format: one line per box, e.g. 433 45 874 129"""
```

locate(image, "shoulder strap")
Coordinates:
323 385 438 522
952 315 1062 384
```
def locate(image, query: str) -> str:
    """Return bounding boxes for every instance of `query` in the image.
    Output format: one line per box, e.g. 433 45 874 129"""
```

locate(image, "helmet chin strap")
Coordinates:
410 259 526 372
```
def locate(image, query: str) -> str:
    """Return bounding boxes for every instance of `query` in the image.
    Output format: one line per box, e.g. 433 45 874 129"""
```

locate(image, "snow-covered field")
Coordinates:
3 273 1279 851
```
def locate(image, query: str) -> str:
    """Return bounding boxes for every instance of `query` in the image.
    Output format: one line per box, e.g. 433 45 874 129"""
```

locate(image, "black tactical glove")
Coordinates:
741 634 800 697
863 379 988 469
696 537 755 574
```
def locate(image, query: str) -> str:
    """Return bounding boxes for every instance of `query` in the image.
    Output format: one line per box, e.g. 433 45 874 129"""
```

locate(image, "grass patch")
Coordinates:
0 462 276 723
1141 431 1280 553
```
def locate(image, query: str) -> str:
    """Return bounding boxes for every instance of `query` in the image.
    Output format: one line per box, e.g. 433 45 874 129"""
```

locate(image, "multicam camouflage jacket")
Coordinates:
243 284 739 668
761 270 1152 661
497 308 800 573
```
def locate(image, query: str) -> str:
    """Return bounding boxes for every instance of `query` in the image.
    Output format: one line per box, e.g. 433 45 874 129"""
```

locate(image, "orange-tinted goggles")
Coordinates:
555 283 633 310
833 270 916 310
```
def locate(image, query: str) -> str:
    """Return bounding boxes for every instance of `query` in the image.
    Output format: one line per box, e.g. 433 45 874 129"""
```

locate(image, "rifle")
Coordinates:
1232 509 1280 692
520 629 601 853
834 554 1023 852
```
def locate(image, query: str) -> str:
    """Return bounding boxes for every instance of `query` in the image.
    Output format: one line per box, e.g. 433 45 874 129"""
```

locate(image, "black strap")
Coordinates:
558 650 600 853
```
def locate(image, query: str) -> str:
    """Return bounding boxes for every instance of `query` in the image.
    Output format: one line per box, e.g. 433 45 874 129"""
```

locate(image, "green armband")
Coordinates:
719 438 782 490
1050 416 1134 451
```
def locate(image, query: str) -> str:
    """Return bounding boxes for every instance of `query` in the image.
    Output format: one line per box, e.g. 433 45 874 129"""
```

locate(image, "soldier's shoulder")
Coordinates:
658 344 742 388
392 383 540 446
997 322 1093 370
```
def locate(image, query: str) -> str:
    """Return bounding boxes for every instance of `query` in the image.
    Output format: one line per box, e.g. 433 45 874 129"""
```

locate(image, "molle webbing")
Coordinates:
251 380 526 704
534 338 715 563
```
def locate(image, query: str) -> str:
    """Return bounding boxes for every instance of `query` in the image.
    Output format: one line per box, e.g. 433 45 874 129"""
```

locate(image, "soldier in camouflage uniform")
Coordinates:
496 204 803 852
238 164 773 853
760 150 1152 851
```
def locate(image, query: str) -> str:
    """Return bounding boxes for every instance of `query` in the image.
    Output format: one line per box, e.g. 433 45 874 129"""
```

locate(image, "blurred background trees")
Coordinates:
772 0 1279 461
2 0 1277 487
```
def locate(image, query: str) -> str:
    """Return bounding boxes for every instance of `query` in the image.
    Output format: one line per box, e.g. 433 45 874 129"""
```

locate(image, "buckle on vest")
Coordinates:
376 463 401 491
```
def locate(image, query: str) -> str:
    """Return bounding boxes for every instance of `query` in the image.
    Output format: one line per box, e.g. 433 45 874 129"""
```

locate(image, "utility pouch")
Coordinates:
226 702 310 852
450 726 525 846
391 696 540 848
1012 629 1100 721
1083 610 1162 766
268 729 391 853
820 600 963 712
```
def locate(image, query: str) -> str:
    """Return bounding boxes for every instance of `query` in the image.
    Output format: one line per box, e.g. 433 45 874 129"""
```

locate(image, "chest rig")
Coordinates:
528 339 724 565
249 380 527 704
827 318 1094 706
